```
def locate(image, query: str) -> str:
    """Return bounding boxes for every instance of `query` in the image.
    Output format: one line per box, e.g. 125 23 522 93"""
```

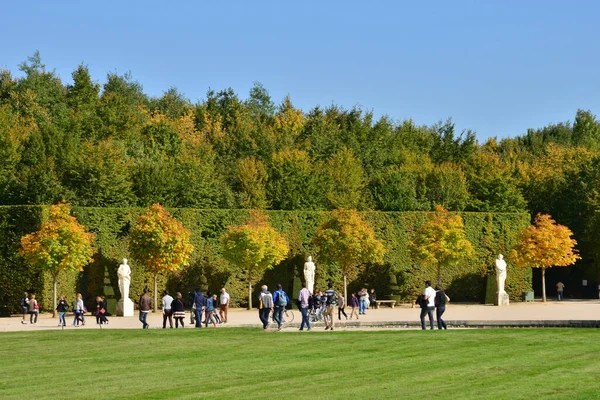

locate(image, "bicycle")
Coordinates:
270 307 295 325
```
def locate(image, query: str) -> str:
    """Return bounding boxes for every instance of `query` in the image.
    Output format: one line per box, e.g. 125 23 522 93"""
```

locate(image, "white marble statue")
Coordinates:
116 258 134 316
495 254 509 306
117 258 131 301
304 256 316 294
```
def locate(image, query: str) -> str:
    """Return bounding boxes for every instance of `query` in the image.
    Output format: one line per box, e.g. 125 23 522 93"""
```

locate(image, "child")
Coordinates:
29 294 39 324
349 293 359 320
56 295 69 326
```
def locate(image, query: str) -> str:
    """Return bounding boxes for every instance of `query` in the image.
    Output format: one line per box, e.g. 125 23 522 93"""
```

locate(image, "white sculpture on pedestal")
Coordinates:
116 258 134 316
304 256 316 294
495 254 509 306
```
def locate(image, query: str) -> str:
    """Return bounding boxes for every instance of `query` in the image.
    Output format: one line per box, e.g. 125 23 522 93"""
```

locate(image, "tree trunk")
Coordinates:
154 274 158 312
437 263 441 286
52 274 57 318
541 267 546 303
344 274 348 304
248 279 253 310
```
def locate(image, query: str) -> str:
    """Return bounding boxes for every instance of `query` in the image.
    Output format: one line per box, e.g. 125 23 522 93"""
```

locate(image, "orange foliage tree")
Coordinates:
19 202 96 317
221 211 289 309
511 213 580 302
129 204 194 311
409 205 475 286
313 209 386 300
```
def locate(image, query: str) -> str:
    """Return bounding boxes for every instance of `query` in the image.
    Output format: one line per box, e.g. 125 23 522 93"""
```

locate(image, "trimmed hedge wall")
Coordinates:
0 206 531 312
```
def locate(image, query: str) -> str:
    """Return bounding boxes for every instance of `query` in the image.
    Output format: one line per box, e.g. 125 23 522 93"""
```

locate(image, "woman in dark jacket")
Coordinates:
172 292 186 328
56 295 69 327
434 285 448 330
95 296 109 325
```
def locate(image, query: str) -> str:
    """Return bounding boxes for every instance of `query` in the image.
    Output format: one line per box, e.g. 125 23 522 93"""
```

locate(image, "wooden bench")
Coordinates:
375 300 396 309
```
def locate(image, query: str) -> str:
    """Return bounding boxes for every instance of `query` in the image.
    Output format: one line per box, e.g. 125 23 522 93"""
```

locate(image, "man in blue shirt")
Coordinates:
193 288 205 328
272 284 289 332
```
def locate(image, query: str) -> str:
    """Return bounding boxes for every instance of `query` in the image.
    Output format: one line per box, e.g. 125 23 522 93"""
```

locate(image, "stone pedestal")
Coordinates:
495 291 509 306
116 298 134 316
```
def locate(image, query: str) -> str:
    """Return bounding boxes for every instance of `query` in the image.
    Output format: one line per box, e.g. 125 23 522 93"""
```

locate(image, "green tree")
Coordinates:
425 163 470 211
511 213 580 302
326 148 366 209
63 139 134 206
268 149 327 210
313 209 386 300
409 205 475 285
19 202 96 317
221 211 289 309
573 109 600 150
236 157 269 209
129 204 194 311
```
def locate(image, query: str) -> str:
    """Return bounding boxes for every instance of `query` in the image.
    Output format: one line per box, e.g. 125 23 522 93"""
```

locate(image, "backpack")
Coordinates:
435 291 447 306
326 291 338 306
277 291 288 307
19 297 26 307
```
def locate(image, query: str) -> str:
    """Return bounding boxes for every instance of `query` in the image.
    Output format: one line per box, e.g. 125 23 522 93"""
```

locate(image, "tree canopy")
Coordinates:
221 210 289 309
511 213 580 302
19 202 96 316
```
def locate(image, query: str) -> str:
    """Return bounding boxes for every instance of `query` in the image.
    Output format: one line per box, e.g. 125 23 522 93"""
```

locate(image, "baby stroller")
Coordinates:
309 295 326 323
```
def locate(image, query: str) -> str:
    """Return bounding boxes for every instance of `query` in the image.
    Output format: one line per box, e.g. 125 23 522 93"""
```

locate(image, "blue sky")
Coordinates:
1 0 598 141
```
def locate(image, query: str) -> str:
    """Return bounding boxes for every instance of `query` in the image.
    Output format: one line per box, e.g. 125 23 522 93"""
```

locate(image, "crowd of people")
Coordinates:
256 283 381 332
16 281 453 331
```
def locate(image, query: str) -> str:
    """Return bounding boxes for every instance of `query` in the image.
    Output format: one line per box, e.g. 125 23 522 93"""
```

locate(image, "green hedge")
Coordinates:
0 206 531 312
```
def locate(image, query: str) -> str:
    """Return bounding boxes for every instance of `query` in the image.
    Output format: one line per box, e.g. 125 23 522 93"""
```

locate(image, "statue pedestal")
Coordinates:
116 298 134 316
495 291 509 306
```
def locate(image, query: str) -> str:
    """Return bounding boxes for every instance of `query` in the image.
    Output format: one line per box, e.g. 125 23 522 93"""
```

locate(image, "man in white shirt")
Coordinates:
219 288 230 324
162 290 174 329
420 280 436 330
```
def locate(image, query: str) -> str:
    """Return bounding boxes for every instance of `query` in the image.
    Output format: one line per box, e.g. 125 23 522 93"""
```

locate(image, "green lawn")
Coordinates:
0 328 598 399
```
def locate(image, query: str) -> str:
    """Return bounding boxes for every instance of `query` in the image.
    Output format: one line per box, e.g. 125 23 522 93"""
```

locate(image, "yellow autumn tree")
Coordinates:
511 213 580 302
221 211 289 309
313 209 386 300
129 204 194 311
409 205 475 286
20 202 96 317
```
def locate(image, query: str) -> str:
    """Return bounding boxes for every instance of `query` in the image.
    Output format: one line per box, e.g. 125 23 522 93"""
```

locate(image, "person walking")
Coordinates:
556 282 565 301
272 284 289 331
434 284 448 330
420 280 436 330
73 293 85 327
324 283 338 331
139 287 152 329
172 292 186 328
349 293 359 319
56 295 69 327
298 283 311 331
28 294 39 324
162 290 173 329
20 292 29 324
193 288 205 328
95 296 108 325
211 294 221 324
359 288 369 315
337 292 348 320
204 292 217 328
219 288 230 324
258 285 273 331
369 288 377 309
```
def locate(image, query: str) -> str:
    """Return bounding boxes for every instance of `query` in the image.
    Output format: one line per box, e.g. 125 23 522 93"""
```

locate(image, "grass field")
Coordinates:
1 328 599 399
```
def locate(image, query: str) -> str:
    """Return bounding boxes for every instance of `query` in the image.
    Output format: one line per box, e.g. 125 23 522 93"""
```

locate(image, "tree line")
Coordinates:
2 52 600 278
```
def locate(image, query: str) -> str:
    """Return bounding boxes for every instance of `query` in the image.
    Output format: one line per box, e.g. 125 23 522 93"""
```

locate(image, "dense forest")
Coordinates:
2 52 600 285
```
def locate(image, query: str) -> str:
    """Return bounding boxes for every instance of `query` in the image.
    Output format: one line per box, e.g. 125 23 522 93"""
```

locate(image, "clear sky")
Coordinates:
1 0 599 141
